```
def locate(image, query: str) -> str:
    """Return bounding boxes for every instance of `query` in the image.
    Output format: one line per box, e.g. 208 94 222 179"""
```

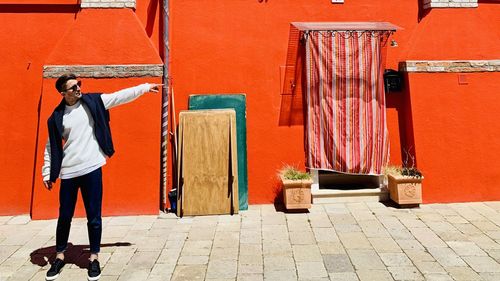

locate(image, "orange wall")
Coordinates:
409 73 500 203
45 8 162 65
169 0 416 204
403 6 500 202
0 8 77 215
0 1 163 217
405 7 499 60
170 1 500 204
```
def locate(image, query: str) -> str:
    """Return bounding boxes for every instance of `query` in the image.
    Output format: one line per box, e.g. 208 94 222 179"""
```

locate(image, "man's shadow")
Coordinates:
30 242 132 269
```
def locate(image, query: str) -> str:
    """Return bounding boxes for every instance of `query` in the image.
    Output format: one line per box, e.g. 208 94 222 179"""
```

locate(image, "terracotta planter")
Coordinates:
387 174 423 206
280 176 312 209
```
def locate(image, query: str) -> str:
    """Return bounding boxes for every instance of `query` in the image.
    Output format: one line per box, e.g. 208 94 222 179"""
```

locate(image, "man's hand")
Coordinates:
148 84 164 93
43 180 53 191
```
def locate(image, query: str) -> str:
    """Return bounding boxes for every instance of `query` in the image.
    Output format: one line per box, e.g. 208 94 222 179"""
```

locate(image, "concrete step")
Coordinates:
312 187 388 203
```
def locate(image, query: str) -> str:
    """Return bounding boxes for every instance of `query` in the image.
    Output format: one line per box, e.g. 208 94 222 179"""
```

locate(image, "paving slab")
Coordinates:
211 247 238 261
317 241 346 255
348 249 386 270
409 227 448 248
395 239 424 251
462 256 500 272
289 231 315 245
427 247 467 267
262 240 292 257
237 273 263 281
312 227 339 242
292 244 322 262
387 266 424 280
178 255 209 265
263 256 295 271
356 269 394 281
413 261 446 274
238 254 262 266
205 260 237 279
422 273 454 280
329 272 359 280
6 215 30 225
338 232 372 249
322 254 354 272
379 253 413 267
296 261 328 279
369 237 402 253
263 269 296 281
446 241 487 256
480 272 500 281
238 263 263 274
446 266 482 280
171 264 207 281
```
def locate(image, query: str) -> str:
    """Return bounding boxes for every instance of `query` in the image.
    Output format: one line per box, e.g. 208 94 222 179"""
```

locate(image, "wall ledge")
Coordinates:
43 64 163 78
80 0 135 9
400 60 500 73
423 0 478 9
0 0 78 4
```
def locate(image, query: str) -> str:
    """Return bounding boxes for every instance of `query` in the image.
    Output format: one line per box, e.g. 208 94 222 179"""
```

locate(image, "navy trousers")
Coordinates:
56 168 103 254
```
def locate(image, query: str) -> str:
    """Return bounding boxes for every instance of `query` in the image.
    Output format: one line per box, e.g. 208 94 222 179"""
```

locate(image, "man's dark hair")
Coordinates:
55 74 77 92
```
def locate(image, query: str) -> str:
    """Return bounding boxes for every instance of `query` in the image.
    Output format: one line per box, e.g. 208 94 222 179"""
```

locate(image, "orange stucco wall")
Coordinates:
45 9 162 65
169 1 500 204
0 8 76 215
402 7 500 203
169 0 412 204
409 72 500 203
1 1 499 217
0 1 163 217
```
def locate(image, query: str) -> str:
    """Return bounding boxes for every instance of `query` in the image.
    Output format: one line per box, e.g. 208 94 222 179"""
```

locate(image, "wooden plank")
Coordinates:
176 112 184 217
188 94 248 210
177 110 238 216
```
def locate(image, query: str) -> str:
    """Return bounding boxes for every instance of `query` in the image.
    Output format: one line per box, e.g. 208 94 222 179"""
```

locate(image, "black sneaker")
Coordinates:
87 260 101 281
46 258 65 280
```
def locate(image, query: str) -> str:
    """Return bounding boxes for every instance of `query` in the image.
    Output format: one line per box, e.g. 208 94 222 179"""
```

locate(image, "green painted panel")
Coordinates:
188 94 248 210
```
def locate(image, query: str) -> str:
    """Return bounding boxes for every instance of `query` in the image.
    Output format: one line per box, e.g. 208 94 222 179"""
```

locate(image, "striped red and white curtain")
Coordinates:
305 31 389 174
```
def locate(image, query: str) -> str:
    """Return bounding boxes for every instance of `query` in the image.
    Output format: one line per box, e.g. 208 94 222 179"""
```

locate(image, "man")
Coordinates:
42 74 161 281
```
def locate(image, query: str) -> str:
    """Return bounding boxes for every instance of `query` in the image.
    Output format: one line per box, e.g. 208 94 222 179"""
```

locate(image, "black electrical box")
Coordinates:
384 69 403 93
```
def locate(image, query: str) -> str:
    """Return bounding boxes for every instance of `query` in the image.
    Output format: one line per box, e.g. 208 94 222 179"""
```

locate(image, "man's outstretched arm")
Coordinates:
101 83 162 109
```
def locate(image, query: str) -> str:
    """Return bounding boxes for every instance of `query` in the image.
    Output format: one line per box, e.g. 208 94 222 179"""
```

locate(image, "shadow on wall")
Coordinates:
385 71 418 166
272 178 285 211
400 71 418 166
29 92 43 218
417 0 431 23
146 0 158 37
279 24 306 127
30 242 132 269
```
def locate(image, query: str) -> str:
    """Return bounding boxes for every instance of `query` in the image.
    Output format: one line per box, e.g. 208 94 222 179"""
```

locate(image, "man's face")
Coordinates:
61 79 82 105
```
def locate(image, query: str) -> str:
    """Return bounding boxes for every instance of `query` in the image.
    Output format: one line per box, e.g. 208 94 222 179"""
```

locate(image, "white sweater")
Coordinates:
42 84 151 181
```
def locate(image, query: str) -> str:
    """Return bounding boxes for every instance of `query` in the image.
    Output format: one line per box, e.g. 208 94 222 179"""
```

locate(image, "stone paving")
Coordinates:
1 202 500 281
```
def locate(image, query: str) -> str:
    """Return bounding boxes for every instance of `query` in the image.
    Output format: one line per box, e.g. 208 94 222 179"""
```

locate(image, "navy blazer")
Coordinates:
47 93 114 183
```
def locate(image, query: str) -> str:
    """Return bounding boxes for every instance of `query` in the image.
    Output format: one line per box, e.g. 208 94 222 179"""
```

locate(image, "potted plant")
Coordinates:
384 165 423 206
279 165 313 210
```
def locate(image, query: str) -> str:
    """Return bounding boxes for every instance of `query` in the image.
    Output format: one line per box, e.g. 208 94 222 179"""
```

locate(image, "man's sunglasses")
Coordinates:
64 81 82 92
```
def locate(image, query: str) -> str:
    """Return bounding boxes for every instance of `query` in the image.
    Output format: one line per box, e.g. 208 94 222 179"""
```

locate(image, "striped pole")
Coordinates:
161 0 170 210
